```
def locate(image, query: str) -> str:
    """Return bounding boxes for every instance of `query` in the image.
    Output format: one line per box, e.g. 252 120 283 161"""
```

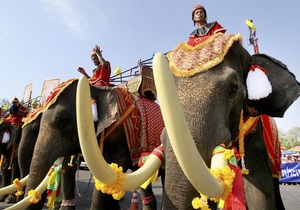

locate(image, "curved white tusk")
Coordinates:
76 77 163 190
152 52 224 197
123 146 163 191
76 77 117 185
6 157 64 210
0 175 28 196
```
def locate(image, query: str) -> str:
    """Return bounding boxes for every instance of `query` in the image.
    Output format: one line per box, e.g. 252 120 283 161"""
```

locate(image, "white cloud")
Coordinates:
42 0 87 39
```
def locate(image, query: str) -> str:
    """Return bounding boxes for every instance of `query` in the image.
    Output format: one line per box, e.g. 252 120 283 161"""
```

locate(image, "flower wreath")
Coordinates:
94 163 126 200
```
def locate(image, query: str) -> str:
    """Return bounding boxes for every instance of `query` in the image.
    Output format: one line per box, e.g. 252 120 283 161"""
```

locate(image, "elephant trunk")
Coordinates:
24 125 67 209
7 158 63 210
152 53 225 198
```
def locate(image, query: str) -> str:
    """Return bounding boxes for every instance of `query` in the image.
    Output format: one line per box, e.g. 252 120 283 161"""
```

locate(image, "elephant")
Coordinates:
149 35 300 209
75 35 299 210
0 108 82 209
17 107 88 209
18 77 164 210
0 120 21 203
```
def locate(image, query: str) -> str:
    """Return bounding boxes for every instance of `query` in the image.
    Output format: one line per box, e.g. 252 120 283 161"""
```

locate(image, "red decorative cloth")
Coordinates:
243 115 282 178
45 79 78 111
224 147 246 210
114 88 142 164
260 114 282 178
138 96 164 153
22 79 77 127
113 88 164 164
22 107 43 128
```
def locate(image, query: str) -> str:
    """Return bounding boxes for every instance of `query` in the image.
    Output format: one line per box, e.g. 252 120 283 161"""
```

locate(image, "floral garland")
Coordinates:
94 163 126 200
13 178 24 196
192 146 237 210
239 110 249 175
192 165 235 209
28 190 42 204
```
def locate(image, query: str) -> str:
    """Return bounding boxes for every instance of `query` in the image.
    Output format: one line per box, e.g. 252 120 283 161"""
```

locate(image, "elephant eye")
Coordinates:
228 83 239 99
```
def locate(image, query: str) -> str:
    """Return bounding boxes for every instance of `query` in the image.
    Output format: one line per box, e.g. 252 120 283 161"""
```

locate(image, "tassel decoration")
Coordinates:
246 65 272 100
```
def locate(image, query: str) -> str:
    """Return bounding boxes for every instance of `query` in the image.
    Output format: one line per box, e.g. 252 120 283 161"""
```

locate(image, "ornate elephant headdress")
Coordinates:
167 33 243 77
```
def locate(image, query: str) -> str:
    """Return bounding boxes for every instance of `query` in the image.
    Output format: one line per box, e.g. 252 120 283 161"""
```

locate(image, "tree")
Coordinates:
279 127 300 149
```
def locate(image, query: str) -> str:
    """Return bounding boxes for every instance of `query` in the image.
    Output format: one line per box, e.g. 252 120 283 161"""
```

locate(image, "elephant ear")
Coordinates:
246 54 300 117
90 86 120 137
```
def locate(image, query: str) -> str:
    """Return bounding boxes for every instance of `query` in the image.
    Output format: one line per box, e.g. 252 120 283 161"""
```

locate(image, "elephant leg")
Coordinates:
5 193 17 204
90 187 120 210
140 184 157 210
59 157 77 210
0 157 11 202
273 178 285 210
243 132 277 210
4 157 20 204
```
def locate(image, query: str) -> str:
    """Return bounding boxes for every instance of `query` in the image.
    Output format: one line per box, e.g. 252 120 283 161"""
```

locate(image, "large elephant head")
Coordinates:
152 34 300 209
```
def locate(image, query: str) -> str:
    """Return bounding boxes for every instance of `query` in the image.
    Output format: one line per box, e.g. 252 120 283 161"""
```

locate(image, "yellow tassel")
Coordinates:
140 170 159 189
68 155 75 167
48 170 56 185
218 199 225 209
0 155 3 172
46 190 56 210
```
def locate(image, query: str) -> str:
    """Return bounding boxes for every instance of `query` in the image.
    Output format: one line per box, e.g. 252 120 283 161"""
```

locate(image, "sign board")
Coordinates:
23 83 33 104
40 79 60 105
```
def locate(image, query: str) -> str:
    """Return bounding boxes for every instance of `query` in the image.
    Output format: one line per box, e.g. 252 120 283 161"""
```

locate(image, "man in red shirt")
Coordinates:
188 4 226 46
78 44 111 86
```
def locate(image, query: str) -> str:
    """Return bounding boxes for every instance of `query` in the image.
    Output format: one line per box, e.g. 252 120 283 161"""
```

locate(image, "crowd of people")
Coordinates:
281 153 300 163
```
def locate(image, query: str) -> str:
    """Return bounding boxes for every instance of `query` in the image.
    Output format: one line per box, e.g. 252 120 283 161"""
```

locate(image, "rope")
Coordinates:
75 155 93 197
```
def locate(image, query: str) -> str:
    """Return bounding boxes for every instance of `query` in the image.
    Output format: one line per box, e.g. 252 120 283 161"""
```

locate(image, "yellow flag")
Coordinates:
114 66 122 75
2 104 8 111
245 19 256 31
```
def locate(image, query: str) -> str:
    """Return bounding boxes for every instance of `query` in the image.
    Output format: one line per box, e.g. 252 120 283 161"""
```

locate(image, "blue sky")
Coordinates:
0 0 299 131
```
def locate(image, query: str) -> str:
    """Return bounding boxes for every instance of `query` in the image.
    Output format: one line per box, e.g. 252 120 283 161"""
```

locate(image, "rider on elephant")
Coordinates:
78 44 112 87
6 98 26 126
1 98 26 145
188 4 226 46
